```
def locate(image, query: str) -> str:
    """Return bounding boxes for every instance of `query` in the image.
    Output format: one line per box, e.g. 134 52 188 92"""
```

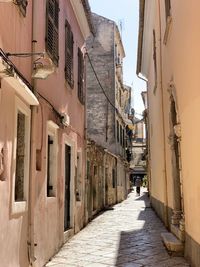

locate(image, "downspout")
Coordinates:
28 0 37 265
157 0 169 227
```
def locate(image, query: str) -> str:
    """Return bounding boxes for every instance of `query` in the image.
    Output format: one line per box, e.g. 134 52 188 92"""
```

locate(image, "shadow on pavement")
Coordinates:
115 192 190 267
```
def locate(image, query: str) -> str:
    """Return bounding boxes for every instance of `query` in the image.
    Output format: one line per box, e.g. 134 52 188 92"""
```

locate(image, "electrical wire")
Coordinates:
37 92 63 120
85 52 118 113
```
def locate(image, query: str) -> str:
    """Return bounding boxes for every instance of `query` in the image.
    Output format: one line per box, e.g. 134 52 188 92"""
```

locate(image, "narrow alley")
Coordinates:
46 190 189 267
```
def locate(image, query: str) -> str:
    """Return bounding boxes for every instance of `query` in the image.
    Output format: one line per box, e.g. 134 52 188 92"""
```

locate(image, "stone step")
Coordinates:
161 232 184 253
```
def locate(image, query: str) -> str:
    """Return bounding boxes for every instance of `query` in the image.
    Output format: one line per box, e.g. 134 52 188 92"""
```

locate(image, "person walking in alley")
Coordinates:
135 176 142 196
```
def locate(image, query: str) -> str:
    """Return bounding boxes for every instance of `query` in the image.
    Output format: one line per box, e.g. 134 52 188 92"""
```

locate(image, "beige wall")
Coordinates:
139 0 200 265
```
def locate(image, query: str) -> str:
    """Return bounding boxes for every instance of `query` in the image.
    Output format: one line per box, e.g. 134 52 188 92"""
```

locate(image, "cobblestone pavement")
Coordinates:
46 189 190 267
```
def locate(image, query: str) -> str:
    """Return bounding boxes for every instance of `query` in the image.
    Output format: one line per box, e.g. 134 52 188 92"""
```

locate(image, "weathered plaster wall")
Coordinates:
86 14 116 154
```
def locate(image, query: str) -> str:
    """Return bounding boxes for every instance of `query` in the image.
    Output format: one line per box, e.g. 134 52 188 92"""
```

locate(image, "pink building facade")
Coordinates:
0 1 93 266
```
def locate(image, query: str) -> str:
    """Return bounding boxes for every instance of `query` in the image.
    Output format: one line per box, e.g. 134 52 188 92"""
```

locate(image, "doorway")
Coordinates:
170 95 183 222
64 144 71 231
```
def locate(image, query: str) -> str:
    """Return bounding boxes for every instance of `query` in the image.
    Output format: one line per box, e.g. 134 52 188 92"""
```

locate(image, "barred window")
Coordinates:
78 48 84 104
46 0 59 65
46 121 58 197
165 0 171 20
65 20 74 87
12 97 31 214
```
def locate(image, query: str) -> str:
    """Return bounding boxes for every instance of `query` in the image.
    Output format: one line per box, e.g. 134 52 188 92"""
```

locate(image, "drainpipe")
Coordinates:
157 0 169 227
28 0 37 265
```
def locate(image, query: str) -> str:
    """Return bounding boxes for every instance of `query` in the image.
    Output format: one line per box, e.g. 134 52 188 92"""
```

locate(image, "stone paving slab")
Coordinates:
45 189 190 267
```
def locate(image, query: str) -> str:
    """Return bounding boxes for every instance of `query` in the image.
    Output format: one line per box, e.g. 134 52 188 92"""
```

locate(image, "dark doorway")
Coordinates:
105 167 109 206
64 144 71 231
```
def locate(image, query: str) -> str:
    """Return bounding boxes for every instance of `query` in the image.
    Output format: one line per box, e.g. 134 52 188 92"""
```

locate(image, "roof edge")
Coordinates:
81 0 95 35
136 0 145 75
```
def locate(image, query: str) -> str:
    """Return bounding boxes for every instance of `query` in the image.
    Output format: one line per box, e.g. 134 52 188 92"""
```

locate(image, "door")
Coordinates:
64 144 71 231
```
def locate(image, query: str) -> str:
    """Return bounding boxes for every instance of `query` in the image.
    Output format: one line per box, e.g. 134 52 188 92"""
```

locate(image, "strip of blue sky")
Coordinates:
88 0 146 116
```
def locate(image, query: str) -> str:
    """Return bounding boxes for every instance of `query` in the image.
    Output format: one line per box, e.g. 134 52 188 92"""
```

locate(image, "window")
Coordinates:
12 97 31 213
65 20 74 87
46 0 59 65
120 125 123 146
112 169 116 188
16 0 28 16
165 0 171 20
164 0 172 44
122 128 125 148
87 160 90 180
119 89 122 107
46 121 58 197
153 30 157 93
76 151 82 201
78 48 84 104
117 121 119 143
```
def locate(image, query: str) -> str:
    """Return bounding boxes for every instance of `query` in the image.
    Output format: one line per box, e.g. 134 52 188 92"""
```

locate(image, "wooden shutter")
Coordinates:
16 0 28 16
78 48 84 104
46 0 59 64
65 20 74 87
165 0 171 19
153 30 157 91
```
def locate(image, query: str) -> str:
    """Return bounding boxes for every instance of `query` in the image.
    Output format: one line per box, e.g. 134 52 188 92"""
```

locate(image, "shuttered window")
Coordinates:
153 30 157 93
165 0 171 20
16 0 28 16
65 20 74 87
46 0 59 65
78 48 84 104
117 121 119 142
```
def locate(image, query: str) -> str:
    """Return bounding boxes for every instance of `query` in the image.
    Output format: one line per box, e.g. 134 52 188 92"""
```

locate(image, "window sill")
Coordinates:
46 196 56 201
163 16 172 45
12 200 27 215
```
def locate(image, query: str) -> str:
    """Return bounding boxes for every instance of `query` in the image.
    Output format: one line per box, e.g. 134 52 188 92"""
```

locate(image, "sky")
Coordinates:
88 0 146 117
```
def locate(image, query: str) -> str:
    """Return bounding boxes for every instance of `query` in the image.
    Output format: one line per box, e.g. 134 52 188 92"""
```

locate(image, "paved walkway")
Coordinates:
46 189 190 267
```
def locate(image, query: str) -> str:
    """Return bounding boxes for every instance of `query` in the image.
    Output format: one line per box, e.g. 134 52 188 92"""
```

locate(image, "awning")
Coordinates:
0 49 39 106
132 166 146 175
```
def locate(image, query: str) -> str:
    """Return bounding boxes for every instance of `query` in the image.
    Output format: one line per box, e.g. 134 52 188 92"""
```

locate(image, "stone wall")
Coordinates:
86 13 116 154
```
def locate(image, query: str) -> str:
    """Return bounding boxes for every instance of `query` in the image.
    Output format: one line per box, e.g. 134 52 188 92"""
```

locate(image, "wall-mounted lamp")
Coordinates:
32 57 55 80
6 52 55 79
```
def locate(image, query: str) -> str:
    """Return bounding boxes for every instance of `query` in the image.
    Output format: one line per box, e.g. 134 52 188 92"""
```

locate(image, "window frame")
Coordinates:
46 120 59 198
11 96 31 214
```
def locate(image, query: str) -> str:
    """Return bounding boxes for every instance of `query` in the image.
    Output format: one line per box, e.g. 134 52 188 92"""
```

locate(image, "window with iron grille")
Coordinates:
65 20 74 87
46 121 58 197
12 96 31 214
16 0 28 16
165 0 171 20
46 0 59 65
78 48 84 104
